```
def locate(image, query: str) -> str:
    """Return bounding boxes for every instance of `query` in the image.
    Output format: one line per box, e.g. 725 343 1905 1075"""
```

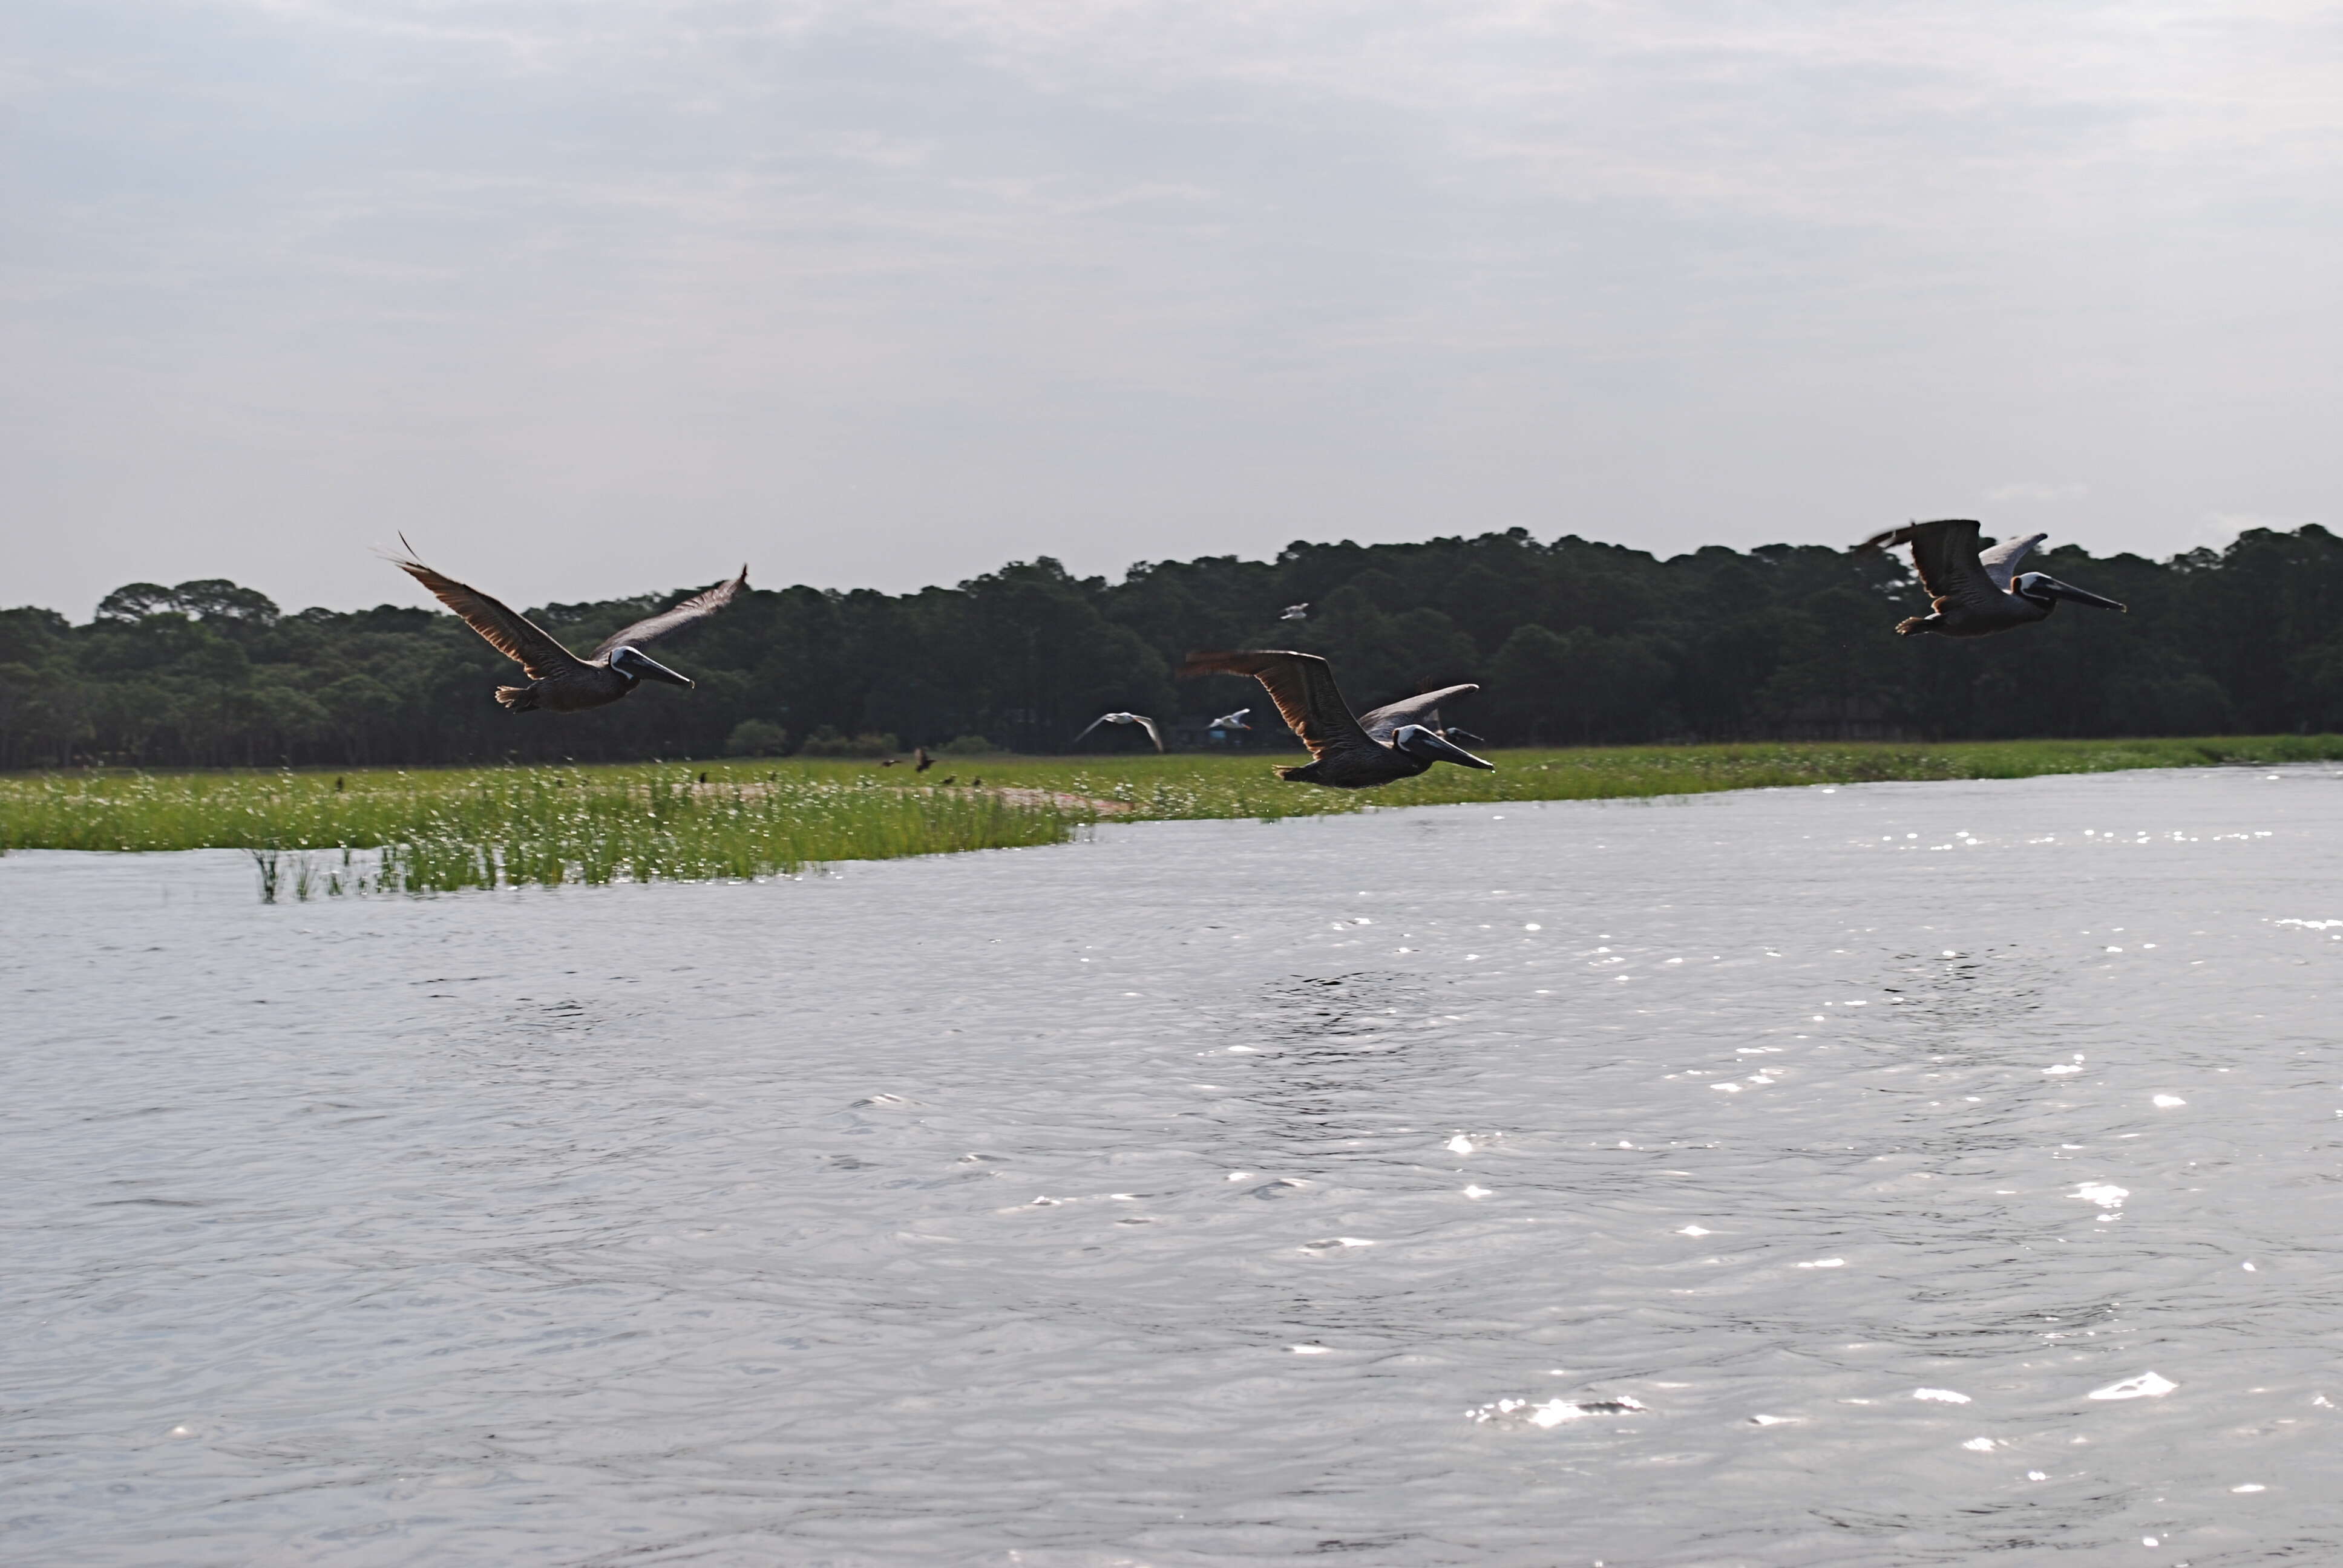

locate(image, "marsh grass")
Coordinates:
0 765 1087 898
6 735 2340 898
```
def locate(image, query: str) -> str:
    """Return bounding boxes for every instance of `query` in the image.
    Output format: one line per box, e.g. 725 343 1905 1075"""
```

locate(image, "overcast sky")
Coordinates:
6 0 2341 616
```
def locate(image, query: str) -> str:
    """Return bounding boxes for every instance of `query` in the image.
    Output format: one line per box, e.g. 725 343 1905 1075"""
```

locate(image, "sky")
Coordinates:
5 0 2341 616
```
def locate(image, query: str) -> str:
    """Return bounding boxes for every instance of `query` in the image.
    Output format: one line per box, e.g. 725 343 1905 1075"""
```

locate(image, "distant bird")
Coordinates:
393 541 748 712
1178 650 1493 789
914 746 935 773
1210 707 1253 731
879 757 899 767
1857 520 2124 638
1072 711 1165 752
1439 726 1488 746
1279 603 1311 621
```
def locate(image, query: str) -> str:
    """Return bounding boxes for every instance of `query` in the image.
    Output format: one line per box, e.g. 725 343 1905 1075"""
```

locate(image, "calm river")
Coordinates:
8 768 2343 1566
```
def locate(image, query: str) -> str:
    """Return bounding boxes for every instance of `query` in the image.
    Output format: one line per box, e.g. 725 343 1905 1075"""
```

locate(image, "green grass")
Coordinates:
4 735 2339 898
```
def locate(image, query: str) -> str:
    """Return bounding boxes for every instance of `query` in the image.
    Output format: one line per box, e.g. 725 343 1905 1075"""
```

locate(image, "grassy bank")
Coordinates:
4 735 2338 897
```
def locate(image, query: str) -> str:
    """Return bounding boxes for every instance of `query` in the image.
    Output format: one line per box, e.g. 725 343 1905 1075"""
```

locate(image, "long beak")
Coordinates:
2042 577 2126 611
1415 732 1496 770
632 655 695 687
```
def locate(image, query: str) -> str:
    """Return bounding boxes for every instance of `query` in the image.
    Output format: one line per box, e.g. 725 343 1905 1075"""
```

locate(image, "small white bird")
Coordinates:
1210 707 1253 731
1280 603 1311 621
1072 711 1165 751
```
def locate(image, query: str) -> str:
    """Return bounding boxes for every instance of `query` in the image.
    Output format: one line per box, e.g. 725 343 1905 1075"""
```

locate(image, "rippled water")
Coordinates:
9 766 2343 1566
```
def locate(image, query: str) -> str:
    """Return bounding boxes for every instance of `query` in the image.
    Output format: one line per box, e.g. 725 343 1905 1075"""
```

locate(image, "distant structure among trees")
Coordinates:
1 524 2334 769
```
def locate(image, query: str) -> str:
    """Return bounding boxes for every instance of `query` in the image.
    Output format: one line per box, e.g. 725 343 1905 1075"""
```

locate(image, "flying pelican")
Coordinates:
393 543 748 712
1857 520 2125 638
1072 711 1165 752
1210 707 1253 731
1280 603 1311 621
1178 650 1493 789
914 746 935 773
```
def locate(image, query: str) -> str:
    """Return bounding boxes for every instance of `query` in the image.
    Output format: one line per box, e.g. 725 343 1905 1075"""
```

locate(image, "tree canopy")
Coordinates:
2 524 2333 769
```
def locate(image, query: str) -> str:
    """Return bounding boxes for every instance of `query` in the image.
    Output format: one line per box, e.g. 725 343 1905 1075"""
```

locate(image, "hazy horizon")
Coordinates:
8 0 2339 617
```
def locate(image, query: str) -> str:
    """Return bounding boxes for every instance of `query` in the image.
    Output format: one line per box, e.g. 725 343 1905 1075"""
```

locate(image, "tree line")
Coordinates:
3 524 2339 770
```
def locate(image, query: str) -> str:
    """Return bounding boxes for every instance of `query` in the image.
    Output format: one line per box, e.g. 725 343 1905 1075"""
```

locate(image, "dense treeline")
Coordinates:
2 524 2338 769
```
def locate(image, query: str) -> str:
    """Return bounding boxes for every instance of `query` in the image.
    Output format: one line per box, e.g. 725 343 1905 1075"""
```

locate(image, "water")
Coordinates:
7 766 2343 1566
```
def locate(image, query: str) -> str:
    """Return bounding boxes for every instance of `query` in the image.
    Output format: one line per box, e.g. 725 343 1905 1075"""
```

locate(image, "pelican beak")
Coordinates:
2040 577 2126 612
612 646 695 687
1399 725 1496 770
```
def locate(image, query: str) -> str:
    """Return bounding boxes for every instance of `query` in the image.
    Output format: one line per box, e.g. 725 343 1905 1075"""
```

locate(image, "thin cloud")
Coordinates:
1987 483 2090 503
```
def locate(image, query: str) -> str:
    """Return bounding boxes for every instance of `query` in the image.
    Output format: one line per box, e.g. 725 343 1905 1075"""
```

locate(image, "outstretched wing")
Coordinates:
590 566 749 660
1856 520 2006 616
392 547 585 679
1071 713 1113 743
1133 714 1164 752
1357 683 1479 745
1977 532 2047 591
1178 650 1379 765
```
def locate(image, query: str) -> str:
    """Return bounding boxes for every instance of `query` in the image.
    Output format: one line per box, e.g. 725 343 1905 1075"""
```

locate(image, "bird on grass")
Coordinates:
1073 711 1165 752
1178 650 1492 789
1856 520 2124 638
392 540 748 713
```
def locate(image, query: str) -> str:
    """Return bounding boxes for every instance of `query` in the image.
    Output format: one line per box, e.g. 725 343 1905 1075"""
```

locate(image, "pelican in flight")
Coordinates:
1280 603 1311 621
393 543 748 712
1073 711 1165 751
1858 520 2124 638
1179 650 1493 789
1210 707 1253 731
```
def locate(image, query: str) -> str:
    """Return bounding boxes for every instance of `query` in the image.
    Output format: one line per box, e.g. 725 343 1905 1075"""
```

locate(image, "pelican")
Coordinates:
1440 726 1488 746
914 746 935 773
1280 603 1311 621
1178 650 1493 789
393 543 748 712
1210 708 1253 731
1073 711 1165 752
1857 520 2125 638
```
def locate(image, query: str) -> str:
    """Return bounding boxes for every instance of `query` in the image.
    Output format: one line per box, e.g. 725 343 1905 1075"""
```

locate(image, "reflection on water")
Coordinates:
8 766 2343 1564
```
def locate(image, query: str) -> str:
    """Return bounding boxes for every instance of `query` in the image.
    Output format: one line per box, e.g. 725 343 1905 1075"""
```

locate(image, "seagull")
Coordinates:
1178 649 1493 789
1856 520 2125 638
1210 708 1253 731
392 540 747 712
1279 603 1311 621
1072 711 1165 752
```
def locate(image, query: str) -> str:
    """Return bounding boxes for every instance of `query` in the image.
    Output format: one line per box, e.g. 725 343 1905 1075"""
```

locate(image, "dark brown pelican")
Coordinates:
1858 520 2124 637
393 544 748 712
914 746 935 773
1073 711 1164 751
1178 650 1493 789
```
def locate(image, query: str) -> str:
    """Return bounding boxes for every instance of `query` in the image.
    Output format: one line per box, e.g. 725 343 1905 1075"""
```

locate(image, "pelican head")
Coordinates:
2013 572 2126 612
1392 724 1495 770
608 645 695 687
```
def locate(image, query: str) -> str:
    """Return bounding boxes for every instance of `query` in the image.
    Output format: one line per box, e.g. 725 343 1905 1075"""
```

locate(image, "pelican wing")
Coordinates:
589 566 750 660
1178 650 1379 764
1133 714 1164 752
1357 683 1479 745
1978 532 2048 591
393 554 586 679
1857 519 2005 616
